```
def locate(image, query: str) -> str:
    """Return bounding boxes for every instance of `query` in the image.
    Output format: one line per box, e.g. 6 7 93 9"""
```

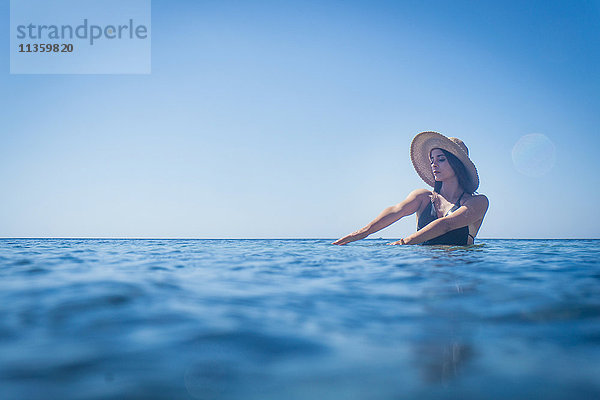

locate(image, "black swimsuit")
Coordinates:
417 192 475 245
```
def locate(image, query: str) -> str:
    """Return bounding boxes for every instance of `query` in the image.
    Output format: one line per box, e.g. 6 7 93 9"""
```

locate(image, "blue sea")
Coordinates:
1 239 599 400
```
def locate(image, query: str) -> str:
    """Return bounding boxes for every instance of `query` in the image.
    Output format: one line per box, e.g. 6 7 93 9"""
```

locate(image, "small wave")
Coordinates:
13 259 33 266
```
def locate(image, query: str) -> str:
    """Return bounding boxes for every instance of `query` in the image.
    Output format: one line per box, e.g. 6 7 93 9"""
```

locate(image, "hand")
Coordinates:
386 238 406 245
332 230 368 245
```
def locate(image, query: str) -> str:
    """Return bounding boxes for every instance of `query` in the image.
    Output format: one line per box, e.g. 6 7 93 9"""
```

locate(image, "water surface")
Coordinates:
1 239 599 399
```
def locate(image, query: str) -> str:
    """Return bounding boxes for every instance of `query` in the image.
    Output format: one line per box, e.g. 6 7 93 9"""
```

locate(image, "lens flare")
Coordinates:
511 133 556 177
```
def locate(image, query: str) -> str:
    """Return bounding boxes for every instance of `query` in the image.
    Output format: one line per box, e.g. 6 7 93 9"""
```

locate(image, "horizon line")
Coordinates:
1 237 599 240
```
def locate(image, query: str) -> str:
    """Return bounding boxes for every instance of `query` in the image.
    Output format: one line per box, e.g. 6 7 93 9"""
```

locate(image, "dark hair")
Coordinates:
431 149 474 194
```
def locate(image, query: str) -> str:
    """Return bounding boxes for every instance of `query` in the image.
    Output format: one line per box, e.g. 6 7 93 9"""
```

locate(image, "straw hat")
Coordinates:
410 131 479 193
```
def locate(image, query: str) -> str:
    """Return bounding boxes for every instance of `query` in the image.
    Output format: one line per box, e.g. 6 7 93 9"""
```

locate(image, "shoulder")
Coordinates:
462 193 489 210
403 188 432 209
408 188 432 199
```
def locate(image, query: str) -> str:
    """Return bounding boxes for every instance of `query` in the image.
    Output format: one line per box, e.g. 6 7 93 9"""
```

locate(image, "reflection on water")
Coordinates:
417 341 474 384
0 239 599 400
413 273 476 386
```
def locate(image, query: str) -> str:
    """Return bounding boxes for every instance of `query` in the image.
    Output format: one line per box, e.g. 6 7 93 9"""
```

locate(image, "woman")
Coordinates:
333 131 489 246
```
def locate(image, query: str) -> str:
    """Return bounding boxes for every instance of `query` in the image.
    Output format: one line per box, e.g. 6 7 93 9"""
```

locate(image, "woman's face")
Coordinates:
430 148 455 181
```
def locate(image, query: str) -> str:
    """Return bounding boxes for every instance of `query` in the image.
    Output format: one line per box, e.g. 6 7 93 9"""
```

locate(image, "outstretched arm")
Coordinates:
333 189 429 245
389 195 489 245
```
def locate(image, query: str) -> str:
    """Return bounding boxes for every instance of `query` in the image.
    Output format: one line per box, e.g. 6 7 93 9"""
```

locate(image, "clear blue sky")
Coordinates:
2 0 599 239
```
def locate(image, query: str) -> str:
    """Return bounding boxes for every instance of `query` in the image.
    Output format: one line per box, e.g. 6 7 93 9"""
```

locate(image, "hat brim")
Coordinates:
410 131 479 193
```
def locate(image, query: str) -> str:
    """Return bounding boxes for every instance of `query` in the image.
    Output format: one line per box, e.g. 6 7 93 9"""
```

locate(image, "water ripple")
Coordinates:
0 238 598 400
